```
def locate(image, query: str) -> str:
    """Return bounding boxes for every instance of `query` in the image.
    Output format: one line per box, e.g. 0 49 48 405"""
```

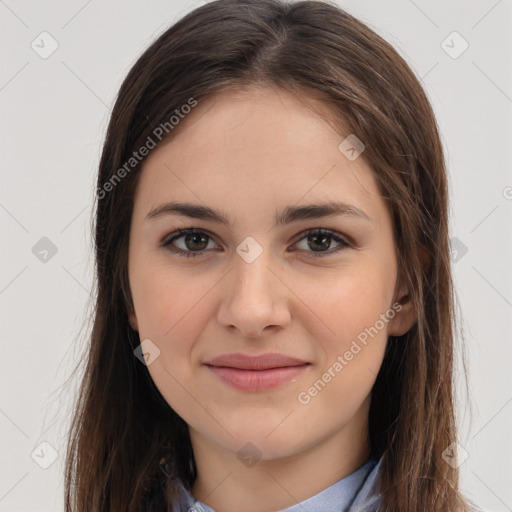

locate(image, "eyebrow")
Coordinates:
145 201 370 227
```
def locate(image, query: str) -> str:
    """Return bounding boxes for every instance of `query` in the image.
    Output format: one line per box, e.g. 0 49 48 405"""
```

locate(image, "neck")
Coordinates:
189 406 371 512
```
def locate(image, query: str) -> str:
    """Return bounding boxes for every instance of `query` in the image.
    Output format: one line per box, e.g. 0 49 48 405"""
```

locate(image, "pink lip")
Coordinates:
203 352 310 391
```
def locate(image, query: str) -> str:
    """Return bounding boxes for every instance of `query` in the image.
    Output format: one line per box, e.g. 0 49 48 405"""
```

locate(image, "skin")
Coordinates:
128 85 416 512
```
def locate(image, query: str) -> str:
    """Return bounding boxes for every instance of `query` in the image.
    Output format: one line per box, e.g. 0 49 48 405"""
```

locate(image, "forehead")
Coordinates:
132 85 385 225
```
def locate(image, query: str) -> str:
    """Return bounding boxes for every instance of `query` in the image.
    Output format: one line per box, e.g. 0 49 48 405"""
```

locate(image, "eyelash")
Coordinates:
161 228 350 259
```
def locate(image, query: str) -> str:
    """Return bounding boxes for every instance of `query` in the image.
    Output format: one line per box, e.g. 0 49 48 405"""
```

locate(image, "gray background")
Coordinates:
1 0 511 510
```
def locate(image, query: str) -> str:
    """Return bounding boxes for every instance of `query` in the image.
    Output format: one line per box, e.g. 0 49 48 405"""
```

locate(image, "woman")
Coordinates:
64 1 482 510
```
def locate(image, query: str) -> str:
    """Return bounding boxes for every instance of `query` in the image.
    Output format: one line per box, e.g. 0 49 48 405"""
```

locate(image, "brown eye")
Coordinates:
162 229 218 257
293 229 349 258
161 228 349 259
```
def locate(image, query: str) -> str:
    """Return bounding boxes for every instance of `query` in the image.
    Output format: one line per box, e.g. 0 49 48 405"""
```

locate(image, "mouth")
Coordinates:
203 352 311 391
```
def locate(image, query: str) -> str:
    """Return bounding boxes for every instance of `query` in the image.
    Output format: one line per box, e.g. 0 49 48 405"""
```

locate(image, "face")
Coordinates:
127 85 415 462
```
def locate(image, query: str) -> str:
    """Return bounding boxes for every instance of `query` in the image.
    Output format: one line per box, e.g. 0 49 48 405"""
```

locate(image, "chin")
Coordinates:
226 424 308 460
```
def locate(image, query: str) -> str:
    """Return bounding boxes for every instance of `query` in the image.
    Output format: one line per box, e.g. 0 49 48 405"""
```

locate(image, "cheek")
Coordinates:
293 270 390 434
295 262 394 351
131 259 216 342
133 266 216 424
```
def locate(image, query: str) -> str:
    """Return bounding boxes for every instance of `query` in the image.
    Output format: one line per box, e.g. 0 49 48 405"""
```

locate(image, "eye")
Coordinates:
292 228 349 258
161 228 350 258
161 228 219 258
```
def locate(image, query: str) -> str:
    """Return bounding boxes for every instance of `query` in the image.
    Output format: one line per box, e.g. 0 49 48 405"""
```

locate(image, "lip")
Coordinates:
205 352 308 370
203 352 310 391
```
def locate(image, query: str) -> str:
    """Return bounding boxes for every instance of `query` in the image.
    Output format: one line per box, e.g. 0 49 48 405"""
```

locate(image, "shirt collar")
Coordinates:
176 455 382 512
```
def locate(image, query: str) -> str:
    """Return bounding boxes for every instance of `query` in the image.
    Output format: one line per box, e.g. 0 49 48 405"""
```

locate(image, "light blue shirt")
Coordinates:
175 456 383 512
172 455 486 512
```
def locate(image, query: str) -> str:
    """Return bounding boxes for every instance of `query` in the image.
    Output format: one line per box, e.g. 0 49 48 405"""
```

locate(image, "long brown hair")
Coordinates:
64 0 474 510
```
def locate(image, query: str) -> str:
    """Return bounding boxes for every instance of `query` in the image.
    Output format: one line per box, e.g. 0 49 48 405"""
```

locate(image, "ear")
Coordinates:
128 309 139 332
388 286 416 337
388 247 430 337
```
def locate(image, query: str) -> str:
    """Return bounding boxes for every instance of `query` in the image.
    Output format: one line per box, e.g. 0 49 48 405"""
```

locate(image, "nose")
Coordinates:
216 248 291 339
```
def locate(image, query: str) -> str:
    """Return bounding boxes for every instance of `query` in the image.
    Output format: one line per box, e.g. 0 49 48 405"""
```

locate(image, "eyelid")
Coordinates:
161 227 220 247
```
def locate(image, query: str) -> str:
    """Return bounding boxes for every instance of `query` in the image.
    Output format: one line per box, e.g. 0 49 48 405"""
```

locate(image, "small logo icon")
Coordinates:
31 31 59 59
237 442 262 468
442 441 469 468
338 134 365 161
32 237 58 263
441 31 469 59
449 237 468 263
236 236 263 263
31 441 59 469
133 338 161 365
